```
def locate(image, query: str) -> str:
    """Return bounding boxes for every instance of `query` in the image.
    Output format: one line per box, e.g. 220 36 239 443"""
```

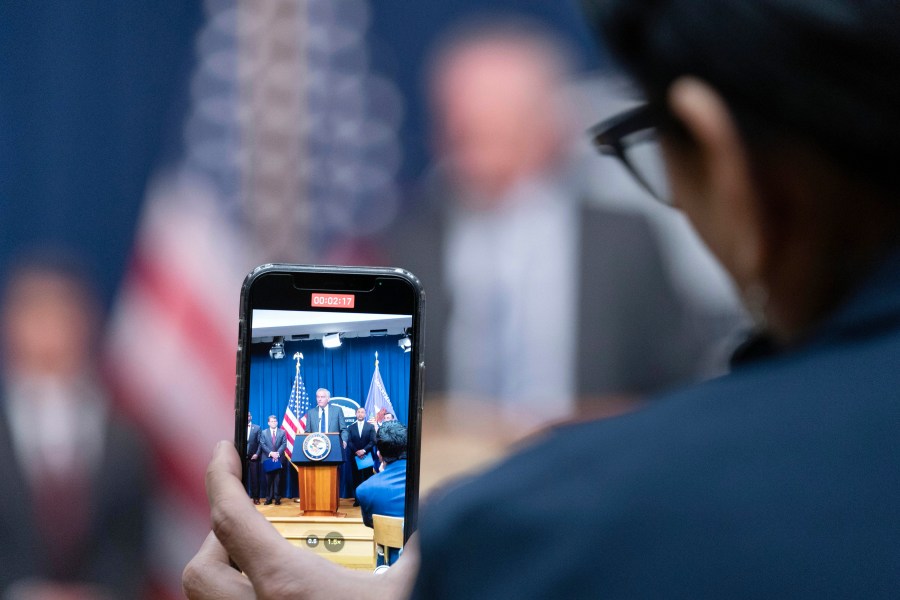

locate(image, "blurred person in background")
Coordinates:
384 17 745 431
0 253 151 598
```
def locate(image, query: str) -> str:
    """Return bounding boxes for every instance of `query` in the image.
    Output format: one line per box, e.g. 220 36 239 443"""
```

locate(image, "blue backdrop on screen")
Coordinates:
249 334 410 498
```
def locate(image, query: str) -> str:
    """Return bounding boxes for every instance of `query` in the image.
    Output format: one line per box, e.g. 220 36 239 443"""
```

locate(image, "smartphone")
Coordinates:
234 264 424 571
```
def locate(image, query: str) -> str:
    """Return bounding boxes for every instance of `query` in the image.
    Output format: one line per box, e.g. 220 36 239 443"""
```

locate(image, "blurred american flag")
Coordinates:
104 0 403 596
106 173 244 599
104 1 257 596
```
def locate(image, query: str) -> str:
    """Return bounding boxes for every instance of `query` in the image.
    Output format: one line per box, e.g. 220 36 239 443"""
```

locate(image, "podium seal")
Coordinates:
302 432 332 461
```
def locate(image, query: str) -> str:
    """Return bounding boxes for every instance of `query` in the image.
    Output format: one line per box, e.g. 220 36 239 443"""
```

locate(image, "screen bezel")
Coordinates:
235 264 425 549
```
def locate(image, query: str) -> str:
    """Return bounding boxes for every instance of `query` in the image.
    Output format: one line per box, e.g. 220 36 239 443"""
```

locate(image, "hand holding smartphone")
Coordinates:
234 265 424 571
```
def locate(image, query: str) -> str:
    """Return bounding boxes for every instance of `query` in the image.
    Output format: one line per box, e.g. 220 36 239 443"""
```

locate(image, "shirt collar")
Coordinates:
381 458 407 472
731 245 900 367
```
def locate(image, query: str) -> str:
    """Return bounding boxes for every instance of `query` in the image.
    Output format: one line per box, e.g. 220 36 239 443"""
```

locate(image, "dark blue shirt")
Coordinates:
357 458 406 565
413 248 900 598
357 458 406 528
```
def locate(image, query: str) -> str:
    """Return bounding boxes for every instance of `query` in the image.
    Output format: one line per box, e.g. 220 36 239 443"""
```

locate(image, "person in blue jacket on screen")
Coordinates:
357 421 407 565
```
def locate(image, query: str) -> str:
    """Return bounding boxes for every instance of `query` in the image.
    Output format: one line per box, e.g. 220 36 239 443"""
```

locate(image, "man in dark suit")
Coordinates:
302 388 349 448
347 407 376 505
0 258 151 596
245 412 261 504
183 1 900 596
257 415 286 505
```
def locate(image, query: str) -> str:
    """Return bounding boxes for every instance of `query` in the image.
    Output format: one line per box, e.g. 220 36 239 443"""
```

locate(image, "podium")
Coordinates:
293 433 345 517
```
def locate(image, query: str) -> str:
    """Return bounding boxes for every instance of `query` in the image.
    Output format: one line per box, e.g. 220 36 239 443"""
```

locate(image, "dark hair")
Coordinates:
2 246 100 309
375 421 408 463
427 12 579 74
583 0 900 197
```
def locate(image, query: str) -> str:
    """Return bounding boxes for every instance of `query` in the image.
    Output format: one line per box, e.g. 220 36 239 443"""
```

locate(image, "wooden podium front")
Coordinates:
294 433 345 517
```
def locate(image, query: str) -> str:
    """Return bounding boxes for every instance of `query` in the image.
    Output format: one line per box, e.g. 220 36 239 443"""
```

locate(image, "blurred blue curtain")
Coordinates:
249 335 411 498
0 1 201 306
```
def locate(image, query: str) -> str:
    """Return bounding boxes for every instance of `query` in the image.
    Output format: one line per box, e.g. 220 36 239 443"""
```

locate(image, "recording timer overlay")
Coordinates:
311 293 355 309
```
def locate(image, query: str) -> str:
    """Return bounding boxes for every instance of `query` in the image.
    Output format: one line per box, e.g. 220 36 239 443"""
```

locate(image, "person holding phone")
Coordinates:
184 0 900 597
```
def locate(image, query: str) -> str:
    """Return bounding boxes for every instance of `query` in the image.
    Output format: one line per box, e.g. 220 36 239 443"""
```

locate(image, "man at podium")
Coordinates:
302 388 348 448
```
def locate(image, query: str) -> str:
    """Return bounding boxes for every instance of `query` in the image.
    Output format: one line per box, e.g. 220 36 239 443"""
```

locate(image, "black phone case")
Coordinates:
234 264 425 541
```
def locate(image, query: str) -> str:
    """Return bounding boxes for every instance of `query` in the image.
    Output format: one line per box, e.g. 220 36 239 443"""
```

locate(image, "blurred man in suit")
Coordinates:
0 255 151 597
258 415 286 505
302 388 348 448
385 20 745 433
246 412 261 504
348 407 375 505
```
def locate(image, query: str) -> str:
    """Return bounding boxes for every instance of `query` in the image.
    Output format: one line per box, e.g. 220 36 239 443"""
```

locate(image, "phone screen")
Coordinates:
236 266 423 571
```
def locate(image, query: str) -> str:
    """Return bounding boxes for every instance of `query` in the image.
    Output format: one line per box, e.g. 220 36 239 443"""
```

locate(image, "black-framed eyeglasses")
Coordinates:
588 104 672 205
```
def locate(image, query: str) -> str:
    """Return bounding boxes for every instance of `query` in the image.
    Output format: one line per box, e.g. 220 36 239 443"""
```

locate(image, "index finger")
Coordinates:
205 441 293 579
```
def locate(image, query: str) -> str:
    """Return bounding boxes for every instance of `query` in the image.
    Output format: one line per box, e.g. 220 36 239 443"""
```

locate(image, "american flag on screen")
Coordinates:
364 352 396 424
281 355 313 459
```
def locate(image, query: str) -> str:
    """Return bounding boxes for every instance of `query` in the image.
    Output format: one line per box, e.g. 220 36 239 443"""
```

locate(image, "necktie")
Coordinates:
319 409 324 433
271 429 275 445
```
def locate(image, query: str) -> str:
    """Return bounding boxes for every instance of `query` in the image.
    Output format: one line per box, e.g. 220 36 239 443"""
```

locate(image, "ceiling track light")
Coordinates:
269 336 285 359
398 335 411 353
322 332 342 349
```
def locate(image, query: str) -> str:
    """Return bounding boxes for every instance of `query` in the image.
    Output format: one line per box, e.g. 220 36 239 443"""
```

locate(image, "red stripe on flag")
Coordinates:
103 364 210 510
129 253 235 385
284 411 301 431
105 251 237 512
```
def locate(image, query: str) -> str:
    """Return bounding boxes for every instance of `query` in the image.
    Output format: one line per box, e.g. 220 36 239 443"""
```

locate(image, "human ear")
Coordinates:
666 77 767 290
